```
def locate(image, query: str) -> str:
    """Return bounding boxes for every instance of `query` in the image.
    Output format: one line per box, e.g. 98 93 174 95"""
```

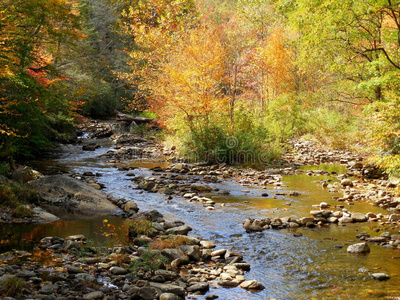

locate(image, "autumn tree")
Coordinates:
117 0 197 113
0 0 82 157
152 23 227 128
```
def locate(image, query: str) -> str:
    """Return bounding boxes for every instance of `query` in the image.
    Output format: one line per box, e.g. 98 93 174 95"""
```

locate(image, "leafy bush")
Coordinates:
180 112 282 165
365 93 400 177
44 113 77 144
139 111 157 119
0 182 39 217
82 91 122 118
0 276 27 298
299 105 362 150
0 162 11 177
149 236 190 250
130 250 168 273
264 93 306 142
127 218 154 238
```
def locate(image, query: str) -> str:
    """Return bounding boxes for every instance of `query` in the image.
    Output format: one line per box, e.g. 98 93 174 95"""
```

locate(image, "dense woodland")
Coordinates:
1 0 400 175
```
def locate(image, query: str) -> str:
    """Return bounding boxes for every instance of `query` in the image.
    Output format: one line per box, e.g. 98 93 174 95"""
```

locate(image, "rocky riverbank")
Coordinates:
0 207 263 300
2 120 400 299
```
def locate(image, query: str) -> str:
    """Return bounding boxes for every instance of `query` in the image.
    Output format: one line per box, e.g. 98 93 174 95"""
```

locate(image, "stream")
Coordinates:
1 134 400 299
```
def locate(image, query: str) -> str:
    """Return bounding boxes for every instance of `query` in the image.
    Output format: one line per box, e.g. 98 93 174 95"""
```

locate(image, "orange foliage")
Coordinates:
151 23 228 127
118 0 196 109
255 27 295 99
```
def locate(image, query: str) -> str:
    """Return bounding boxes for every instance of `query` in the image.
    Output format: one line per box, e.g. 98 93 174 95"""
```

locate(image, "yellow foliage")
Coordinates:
152 23 228 127
255 27 295 98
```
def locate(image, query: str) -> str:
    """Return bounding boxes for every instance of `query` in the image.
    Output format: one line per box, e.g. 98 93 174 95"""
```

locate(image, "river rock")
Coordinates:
138 181 156 191
166 225 192 235
124 201 139 212
211 249 227 257
239 280 265 290
187 282 209 293
218 279 239 287
389 214 400 221
32 206 59 222
245 224 264 232
298 217 314 225
110 266 128 275
347 243 370 253
339 216 353 223
148 282 185 296
62 240 81 250
200 240 216 249
27 175 118 213
371 273 390 281
139 286 161 300
326 217 338 223
366 212 377 219
161 248 186 262
155 270 179 281
310 210 323 217
0 274 16 284
67 265 85 274
191 183 211 192
66 234 86 241
341 178 354 187
160 293 182 300
351 212 367 222
40 283 57 294
365 237 387 243
180 245 201 261
233 263 251 271
83 291 104 299
82 144 100 151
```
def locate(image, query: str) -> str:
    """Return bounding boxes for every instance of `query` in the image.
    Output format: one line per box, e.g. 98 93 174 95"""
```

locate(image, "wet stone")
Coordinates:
83 291 104 300
347 243 370 254
110 267 128 275
160 293 182 300
240 280 265 290
371 273 390 281
66 265 85 274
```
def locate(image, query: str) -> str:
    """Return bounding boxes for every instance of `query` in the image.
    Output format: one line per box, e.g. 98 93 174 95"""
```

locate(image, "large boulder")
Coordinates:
27 175 118 213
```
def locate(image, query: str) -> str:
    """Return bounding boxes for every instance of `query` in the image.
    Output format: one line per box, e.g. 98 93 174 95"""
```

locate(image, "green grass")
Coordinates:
0 276 27 298
130 250 168 273
0 182 39 218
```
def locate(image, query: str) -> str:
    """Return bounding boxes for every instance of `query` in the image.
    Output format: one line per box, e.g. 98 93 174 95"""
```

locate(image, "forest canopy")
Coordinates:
1 0 400 175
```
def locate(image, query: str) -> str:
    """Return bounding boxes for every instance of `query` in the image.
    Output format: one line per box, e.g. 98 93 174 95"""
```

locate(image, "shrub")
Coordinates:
82 93 121 118
0 276 27 298
149 236 190 250
0 162 11 177
301 106 362 150
180 112 282 165
127 218 154 238
130 250 168 273
12 205 33 218
44 113 77 144
0 182 40 213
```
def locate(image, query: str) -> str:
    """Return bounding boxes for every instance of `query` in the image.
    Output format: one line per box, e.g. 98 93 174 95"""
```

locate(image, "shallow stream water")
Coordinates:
2 136 400 299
